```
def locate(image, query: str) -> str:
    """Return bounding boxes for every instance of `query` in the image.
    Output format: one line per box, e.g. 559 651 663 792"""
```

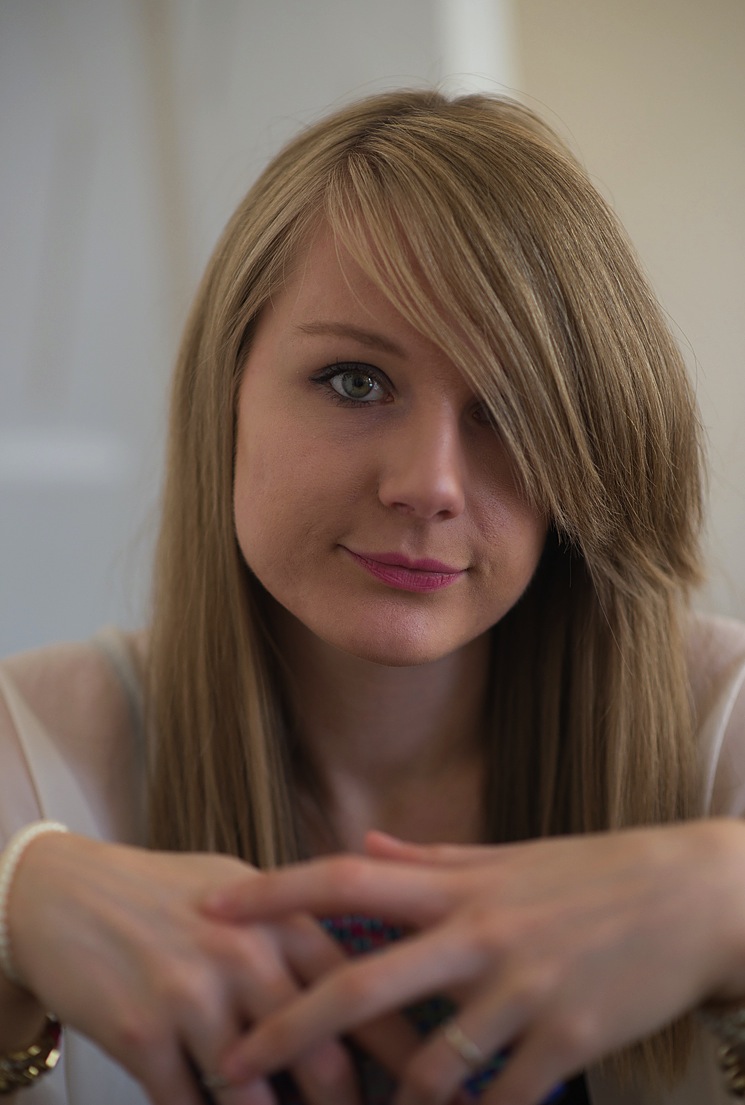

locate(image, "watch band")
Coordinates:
0 1016 61 1095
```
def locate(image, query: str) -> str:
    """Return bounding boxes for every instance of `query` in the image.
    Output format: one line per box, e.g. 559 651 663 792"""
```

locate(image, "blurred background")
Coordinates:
1 0 743 656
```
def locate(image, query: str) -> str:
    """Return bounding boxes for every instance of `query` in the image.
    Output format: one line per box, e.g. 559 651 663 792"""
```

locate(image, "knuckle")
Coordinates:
504 966 557 1019
323 855 372 896
400 1055 445 1102
541 1009 599 1066
112 1007 166 1058
159 963 216 1014
461 902 509 957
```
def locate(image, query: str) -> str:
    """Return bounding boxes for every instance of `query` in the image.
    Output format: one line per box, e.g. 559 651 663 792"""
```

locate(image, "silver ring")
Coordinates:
200 1071 233 1092
441 1019 486 1070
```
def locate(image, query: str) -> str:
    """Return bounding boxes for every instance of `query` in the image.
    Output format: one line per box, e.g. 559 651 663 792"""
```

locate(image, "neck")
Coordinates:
269 601 491 851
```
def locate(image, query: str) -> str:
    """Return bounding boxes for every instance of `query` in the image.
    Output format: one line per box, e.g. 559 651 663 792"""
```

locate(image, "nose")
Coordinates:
377 405 466 520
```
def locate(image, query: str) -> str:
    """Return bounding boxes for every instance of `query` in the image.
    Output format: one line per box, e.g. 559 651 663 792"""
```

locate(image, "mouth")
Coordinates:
344 548 466 593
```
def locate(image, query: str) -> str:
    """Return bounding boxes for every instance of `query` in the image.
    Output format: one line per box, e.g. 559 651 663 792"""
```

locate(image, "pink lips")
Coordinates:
345 549 466 593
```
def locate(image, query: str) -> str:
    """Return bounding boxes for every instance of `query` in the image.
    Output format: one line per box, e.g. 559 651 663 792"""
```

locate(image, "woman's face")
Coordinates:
234 226 547 667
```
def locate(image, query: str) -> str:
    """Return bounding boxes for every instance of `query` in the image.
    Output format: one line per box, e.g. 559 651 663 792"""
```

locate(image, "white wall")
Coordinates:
0 0 513 656
2 0 742 656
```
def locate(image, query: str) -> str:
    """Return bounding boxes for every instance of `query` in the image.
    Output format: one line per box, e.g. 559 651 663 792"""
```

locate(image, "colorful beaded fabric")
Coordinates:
268 915 567 1105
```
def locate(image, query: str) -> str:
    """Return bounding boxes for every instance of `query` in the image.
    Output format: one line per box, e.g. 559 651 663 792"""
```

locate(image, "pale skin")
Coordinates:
0 224 545 1103
204 822 745 1105
2 220 745 1105
218 226 745 1103
0 831 422 1105
231 221 546 845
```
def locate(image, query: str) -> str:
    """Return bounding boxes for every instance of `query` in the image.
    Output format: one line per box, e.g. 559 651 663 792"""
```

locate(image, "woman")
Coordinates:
0 89 744 1105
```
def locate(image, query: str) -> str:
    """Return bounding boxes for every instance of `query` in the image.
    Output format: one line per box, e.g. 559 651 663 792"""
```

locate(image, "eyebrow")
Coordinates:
295 321 405 357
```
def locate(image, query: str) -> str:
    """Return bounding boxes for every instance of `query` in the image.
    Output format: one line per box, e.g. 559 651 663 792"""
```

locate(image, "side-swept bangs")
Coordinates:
316 95 703 601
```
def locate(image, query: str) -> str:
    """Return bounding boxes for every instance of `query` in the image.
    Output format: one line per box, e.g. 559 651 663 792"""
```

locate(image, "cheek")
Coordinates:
512 509 548 579
514 500 548 561
478 488 547 584
233 426 284 562
481 450 547 574
233 425 346 570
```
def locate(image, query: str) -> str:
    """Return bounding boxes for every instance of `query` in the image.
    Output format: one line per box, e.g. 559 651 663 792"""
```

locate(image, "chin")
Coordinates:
327 623 470 668
345 642 444 668
264 588 486 668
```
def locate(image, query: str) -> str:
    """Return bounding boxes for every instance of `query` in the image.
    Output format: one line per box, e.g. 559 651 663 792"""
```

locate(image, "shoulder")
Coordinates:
686 613 745 816
0 630 148 841
1 631 146 755
687 613 745 714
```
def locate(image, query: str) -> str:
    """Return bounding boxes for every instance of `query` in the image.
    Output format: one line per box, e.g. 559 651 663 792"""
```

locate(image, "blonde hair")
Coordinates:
147 89 704 1085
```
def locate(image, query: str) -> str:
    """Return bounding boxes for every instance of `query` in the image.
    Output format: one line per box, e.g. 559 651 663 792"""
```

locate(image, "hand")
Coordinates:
202 819 745 1105
7 831 420 1105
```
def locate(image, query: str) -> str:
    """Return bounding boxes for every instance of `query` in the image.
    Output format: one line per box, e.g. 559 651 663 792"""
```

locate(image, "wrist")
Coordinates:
0 821 68 991
0 971 48 1055
694 818 745 1005
0 825 67 1093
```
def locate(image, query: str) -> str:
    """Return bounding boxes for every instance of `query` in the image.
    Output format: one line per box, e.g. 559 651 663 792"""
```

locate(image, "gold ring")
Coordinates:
441 1020 486 1070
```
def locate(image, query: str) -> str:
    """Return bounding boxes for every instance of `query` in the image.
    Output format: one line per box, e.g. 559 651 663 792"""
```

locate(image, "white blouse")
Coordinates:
1 615 744 1105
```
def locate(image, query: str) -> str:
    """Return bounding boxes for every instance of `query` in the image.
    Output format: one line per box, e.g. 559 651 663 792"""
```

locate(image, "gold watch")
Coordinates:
0 1016 61 1094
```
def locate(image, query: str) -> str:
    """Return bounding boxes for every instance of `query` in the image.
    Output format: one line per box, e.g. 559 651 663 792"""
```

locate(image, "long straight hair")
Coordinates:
147 90 704 1085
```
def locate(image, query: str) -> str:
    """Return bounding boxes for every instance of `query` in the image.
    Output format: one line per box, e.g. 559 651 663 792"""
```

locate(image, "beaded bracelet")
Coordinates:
698 1004 745 1099
0 821 68 986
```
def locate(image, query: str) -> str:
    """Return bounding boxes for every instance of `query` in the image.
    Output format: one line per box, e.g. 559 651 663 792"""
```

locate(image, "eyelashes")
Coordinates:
308 361 501 433
310 362 392 406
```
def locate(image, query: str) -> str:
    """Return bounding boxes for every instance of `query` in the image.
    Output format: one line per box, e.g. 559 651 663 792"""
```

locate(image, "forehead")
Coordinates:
242 224 490 408
252 222 438 354
279 225 402 324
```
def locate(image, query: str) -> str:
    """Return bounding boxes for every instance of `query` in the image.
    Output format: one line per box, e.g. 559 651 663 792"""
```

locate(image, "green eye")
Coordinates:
311 361 391 405
331 370 383 402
